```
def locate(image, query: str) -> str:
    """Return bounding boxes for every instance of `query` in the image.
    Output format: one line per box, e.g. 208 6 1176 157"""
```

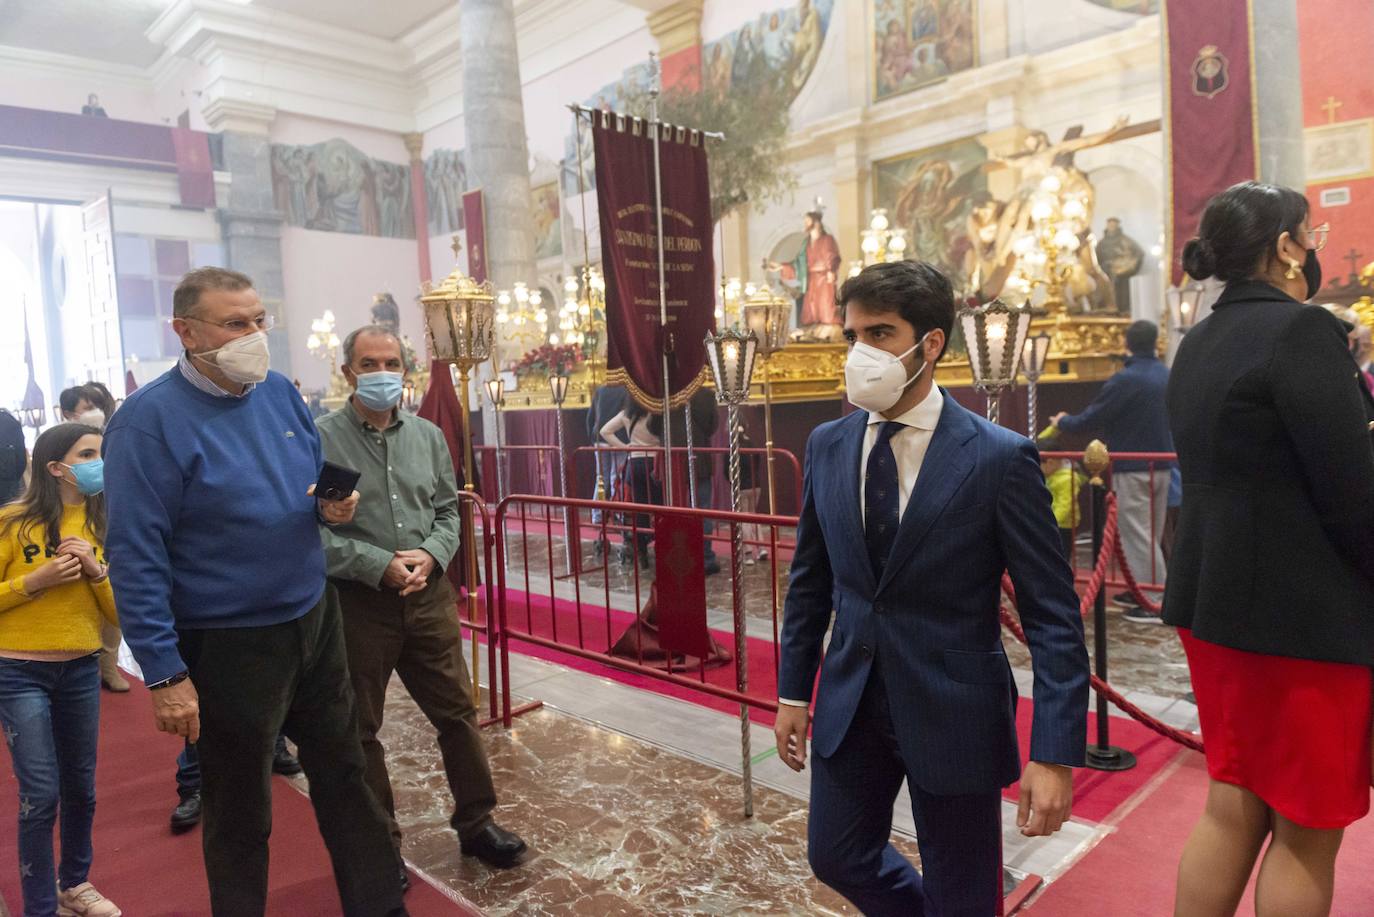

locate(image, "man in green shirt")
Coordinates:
317 325 526 879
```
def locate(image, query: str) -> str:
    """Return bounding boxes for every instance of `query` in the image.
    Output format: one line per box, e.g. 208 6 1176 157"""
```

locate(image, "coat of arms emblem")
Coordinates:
1191 44 1229 99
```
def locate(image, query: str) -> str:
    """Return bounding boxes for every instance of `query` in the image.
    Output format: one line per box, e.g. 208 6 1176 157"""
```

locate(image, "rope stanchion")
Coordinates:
999 535 1205 754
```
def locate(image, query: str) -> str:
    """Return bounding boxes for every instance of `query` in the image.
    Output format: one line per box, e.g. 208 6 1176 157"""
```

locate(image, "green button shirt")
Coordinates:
316 401 461 588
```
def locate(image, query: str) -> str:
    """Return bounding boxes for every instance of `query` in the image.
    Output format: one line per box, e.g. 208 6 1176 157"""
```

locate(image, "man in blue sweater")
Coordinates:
1052 320 1174 622
103 267 407 916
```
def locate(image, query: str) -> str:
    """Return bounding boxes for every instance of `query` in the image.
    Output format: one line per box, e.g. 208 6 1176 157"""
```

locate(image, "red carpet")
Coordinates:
0 681 478 916
1026 753 1374 915
501 588 1180 823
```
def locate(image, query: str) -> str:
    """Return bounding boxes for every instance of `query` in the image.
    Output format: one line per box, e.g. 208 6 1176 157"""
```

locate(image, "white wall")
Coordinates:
279 228 423 391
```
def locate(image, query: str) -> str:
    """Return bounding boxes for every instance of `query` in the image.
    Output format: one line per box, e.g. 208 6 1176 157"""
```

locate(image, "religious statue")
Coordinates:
989 117 1131 311
372 293 421 369
1094 218 1145 313
962 192 1030 302
767 201 843 339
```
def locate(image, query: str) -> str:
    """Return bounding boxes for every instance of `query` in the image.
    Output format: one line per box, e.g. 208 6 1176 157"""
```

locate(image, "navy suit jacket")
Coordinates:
779 391 1089 795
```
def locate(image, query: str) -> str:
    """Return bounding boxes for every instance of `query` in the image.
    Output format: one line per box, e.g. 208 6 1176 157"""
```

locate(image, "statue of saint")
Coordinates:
767 202 842 335
1094 218 1145 313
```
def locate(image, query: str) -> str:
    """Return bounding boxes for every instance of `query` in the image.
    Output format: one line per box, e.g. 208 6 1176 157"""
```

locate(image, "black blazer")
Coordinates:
1163 281 1374 665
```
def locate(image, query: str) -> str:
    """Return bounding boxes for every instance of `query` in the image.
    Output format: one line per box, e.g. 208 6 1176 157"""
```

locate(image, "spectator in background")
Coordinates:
1042 456 1087 563
585 384 627 558
736 423 765 564
600 399 661 568
0 408 24 506
102 266 404 915
61 384 127 691
80 94 107 117
0 423 121 917
81 383 118 427
1051 320 1173 622
667 389 722 575
58 386 101 426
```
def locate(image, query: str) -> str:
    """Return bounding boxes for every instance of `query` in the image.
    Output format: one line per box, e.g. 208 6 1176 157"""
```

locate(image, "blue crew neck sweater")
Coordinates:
103 368 326 684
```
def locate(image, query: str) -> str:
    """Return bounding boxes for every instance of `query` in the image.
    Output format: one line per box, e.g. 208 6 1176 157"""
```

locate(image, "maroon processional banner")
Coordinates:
593 112 716 410
1163 0 1258 284
462 189 487 284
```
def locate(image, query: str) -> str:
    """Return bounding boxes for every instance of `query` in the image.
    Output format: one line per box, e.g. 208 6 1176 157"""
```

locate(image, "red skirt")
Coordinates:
1180 628 1372 829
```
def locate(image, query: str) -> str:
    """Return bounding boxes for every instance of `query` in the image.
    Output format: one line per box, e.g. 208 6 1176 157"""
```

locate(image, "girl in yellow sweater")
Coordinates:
0 423 121 917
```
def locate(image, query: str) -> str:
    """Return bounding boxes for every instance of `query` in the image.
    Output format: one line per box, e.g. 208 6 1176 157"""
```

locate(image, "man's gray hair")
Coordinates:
342 324 406 367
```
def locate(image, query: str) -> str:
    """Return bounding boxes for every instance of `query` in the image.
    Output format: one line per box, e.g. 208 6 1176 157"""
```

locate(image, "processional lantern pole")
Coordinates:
705 327 760 818
420 267 496 706
958 298 1033 426
1020 331 1052 437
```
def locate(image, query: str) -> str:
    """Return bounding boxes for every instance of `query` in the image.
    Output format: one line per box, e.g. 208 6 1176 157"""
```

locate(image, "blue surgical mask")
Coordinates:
354 371 404 411
63 459 105 496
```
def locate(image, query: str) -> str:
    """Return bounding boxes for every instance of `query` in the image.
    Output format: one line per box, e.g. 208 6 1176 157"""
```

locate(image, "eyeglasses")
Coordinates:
1308 222 1329 253
182 314 276 334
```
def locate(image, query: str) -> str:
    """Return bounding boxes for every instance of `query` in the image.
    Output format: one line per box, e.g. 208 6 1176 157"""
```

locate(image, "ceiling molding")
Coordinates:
0 43 153 89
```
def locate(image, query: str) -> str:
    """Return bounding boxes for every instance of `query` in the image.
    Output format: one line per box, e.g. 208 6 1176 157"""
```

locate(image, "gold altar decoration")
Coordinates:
1352 260 1374 331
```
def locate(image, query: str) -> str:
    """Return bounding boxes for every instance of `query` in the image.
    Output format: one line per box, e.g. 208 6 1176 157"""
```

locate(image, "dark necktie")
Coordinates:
864 421 906 580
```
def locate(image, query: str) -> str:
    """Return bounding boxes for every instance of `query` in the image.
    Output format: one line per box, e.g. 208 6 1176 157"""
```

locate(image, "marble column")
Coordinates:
403 132 434 284
1251 0 1305 188
217 130 291 376
648 0 704 91
459 0 536 291
831 138 865 275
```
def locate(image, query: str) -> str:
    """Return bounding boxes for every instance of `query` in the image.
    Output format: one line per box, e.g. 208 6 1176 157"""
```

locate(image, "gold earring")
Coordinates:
1285 258 1301 280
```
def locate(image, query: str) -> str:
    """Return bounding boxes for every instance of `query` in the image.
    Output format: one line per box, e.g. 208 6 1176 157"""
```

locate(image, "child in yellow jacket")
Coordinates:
0 422 121 917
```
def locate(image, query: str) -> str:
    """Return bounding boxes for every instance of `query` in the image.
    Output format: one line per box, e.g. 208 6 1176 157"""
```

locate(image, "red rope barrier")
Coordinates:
999 495 1204 754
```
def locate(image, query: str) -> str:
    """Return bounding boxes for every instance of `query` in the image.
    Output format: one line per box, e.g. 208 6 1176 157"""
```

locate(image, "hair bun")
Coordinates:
1180 237 1217 280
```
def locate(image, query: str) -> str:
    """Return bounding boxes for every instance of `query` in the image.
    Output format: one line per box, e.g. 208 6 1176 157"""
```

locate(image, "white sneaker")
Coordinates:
57 882 122 917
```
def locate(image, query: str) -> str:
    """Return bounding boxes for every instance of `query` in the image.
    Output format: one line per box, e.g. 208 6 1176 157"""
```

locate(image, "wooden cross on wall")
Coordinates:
1323 96 1344 124
1345 248 1364 283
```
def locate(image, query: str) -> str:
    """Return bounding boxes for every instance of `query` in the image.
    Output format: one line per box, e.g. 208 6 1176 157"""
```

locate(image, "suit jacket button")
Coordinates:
861 644 873 658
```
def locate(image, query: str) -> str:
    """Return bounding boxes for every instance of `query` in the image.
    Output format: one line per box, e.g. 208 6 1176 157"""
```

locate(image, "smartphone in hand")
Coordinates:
315 461 361 501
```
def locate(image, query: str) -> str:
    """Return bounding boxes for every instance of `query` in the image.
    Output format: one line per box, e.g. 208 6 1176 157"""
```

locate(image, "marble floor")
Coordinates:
380 688 919 916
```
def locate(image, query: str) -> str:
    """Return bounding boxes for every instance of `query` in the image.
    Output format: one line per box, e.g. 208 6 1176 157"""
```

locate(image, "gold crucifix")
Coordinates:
1323 96 1344 124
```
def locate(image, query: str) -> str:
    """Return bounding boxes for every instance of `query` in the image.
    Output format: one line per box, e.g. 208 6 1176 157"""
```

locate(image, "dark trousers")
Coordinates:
334 575 497 850
178 588 405 917
177 735 291 798
0 654 100 916
807 671 1003 917
627 456 662 549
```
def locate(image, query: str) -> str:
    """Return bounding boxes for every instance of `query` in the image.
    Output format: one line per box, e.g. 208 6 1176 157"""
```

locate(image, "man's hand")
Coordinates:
381 556 417 591
1049 412 1068 427
1017 761 1073 837
57 537 103 579
393 549 436 597
774 704 810 772
309 485 360 525
152 678 200 742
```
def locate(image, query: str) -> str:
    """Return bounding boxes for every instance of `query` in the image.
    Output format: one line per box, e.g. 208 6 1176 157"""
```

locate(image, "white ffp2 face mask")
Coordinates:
195 331 271 384
843 332 932 414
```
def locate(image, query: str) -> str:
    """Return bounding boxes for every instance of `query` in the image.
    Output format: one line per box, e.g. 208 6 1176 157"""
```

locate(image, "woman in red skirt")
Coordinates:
1165 180 1374 917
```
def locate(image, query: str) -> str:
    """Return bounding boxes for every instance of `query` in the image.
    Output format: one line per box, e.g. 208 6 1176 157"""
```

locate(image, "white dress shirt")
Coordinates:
778 385 944 709
859 383 945 526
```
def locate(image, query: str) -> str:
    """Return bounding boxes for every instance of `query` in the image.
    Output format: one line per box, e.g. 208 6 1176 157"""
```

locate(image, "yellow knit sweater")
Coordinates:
0 504 118 652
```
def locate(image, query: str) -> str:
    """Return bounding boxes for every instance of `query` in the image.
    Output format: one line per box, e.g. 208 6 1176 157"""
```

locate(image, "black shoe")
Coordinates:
171 792 201 833
272 746 304 776
704 557 721 576
460 823 527 869
1111 591 1140 609
1122 606 1165 625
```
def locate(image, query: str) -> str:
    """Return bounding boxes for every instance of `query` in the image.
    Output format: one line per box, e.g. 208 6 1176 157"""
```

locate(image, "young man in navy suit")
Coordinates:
775 261 1090 916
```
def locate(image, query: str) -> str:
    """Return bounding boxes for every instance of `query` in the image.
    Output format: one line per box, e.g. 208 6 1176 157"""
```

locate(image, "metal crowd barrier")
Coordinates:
572 445 805 516
493 493 797 814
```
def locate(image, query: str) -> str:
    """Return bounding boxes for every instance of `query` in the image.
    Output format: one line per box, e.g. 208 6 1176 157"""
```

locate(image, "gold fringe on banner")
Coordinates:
604 366 709 413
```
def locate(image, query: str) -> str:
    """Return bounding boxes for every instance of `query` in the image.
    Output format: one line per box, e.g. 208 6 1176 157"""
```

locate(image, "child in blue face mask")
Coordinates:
0 422 122 917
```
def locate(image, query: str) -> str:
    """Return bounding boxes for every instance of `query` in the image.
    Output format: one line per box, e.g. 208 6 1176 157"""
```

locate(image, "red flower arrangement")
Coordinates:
512 343 583 378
